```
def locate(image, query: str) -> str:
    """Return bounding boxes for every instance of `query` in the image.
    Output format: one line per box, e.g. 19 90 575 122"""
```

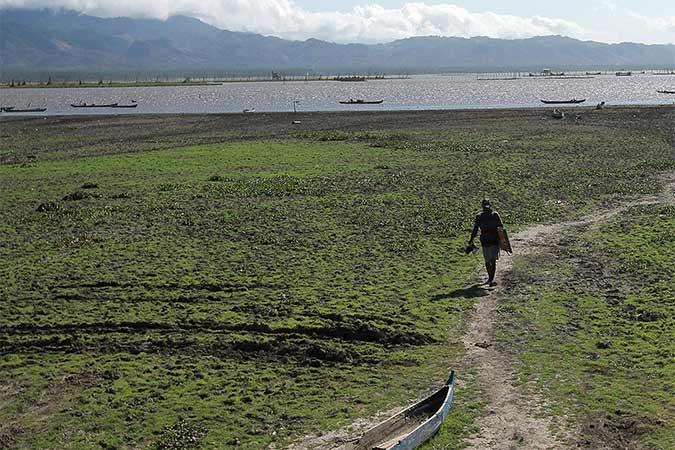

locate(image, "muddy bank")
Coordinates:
2 105 674 164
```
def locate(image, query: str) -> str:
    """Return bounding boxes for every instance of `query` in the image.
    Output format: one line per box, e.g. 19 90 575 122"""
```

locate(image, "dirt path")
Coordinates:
462 171 675 450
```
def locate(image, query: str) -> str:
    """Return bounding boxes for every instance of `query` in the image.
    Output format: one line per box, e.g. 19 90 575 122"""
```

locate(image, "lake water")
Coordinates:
2 73 675 115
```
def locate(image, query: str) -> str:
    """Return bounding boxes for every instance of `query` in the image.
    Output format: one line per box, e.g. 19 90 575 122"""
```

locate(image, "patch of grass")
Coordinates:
498 205 675 449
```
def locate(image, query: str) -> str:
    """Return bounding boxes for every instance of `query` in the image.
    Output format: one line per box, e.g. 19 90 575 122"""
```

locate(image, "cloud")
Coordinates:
0 0 591 43
629 12 675 34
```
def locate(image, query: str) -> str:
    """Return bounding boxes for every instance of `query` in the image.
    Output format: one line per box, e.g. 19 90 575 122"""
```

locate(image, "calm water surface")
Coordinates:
2 73 675 116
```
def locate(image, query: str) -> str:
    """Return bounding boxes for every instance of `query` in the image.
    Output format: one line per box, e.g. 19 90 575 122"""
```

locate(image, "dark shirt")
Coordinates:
474 209 503 247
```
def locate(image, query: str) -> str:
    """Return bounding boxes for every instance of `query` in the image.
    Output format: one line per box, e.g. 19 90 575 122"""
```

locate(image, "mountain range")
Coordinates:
2 8 675 76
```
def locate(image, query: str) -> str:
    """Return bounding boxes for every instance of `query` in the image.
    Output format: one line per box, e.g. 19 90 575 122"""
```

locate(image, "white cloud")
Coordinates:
629 12 675 34
0 0 592 43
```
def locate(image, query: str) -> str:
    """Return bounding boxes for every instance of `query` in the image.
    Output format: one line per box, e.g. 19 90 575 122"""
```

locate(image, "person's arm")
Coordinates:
469 216 479 243
495 212 504 229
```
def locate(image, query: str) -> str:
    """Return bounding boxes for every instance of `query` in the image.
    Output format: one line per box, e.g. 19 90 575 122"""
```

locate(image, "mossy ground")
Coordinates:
1 111 674 449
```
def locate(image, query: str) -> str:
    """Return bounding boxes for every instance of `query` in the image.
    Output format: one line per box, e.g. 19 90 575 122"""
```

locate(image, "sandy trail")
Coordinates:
462 171 675 450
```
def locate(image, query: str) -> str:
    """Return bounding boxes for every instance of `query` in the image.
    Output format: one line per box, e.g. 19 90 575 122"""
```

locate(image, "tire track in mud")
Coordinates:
0 316 434 369
462 171 675 450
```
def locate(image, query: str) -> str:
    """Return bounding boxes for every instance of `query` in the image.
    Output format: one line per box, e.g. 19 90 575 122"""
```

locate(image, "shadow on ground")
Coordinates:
432 284 492 301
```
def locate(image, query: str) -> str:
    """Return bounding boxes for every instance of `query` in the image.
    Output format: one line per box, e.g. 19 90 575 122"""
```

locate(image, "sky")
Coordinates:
2 0 675 44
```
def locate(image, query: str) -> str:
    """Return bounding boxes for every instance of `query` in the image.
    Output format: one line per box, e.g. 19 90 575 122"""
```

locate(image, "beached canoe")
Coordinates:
338 371 455 450
657 90 675 94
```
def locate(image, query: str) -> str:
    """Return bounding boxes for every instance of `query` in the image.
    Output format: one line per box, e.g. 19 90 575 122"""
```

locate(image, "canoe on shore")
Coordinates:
657 90 675 94
337 371 455 450
339 99 384 105
541 99 586 104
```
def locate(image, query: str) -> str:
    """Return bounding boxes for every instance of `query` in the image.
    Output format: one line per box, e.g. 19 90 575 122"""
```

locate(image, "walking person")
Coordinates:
468 198 504 286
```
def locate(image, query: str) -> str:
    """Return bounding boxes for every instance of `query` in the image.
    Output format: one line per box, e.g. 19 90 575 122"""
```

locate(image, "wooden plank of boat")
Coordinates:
541 99 586 104
338 371 455 450
339 99 384 105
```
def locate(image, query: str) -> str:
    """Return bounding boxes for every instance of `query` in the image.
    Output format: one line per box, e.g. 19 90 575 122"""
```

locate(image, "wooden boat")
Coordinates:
339 99 384 105
657 90 675 94
540 99 586 104
110 103 138 108
242 108 256 113
71 102 118 108
338 372 455 450
0 106 15 112
3 107 46 112
615 71 632 76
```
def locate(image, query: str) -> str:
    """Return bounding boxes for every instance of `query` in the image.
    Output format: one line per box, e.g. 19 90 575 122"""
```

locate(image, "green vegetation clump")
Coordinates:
1 118 674 448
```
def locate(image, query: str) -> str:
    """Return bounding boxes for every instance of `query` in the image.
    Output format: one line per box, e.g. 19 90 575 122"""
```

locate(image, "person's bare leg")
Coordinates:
484 261 490 284
487 260 496 284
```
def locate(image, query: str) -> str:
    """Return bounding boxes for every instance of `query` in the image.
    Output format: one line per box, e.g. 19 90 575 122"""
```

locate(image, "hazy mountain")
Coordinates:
2 8 675 76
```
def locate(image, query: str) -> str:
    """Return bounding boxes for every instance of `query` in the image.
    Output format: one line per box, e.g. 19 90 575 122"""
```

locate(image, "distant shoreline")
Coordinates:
0 75 410 90
3 70 675 90
1 81 218 89
2 103 675 118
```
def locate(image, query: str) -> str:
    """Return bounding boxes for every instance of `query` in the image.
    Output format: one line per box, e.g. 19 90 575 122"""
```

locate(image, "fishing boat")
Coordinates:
242 108 256 113
3 106 46 112
540 99 586 104
615 71 632 76
110 103 138 108
657 90 675 94
338 372 455 450
0 106 15 112
339 99 384 105
71 102 119 108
